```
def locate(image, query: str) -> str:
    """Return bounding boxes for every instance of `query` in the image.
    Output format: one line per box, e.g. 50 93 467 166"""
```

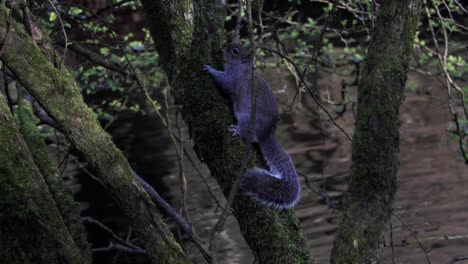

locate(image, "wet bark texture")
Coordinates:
0 93 86 264
141 0 315 263
330 0 422 263
0 4 189 264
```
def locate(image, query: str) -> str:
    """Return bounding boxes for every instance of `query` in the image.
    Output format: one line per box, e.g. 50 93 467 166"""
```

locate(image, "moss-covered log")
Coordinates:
17 96 92 262
0 4 189 264
330 1 422 263
141 0 315 263
0 93 85 264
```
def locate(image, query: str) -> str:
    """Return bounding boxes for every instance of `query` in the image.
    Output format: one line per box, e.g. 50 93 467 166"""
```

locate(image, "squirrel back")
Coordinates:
203 43 301 209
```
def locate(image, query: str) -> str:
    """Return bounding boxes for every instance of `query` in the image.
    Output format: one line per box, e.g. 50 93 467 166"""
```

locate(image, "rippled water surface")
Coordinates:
74 66 467 264
159 69 468 264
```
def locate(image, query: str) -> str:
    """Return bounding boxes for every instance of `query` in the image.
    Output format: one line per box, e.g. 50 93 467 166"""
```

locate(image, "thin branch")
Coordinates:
0 6 11 56
133 173 193 238
233 0 242 43
302 174 338 209
65 41 132 76
423 0 467 165
46 0 69 68
134 172 212 263
96 0 133 16
393 213 431 264
209 0 258 257
2 64 13 113
182 146 222 209
82 217 144 251
452 113 468 164
70 154 104 185
173 99 191 234
390 222 396 264
92 242 147 255
260 46 352 141
449 256 468 264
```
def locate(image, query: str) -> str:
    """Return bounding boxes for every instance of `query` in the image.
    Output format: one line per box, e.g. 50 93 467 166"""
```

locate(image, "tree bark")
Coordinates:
0 93 86 264
17 95 92 261
330 1 421 263
0 4 189 264
140 1 315 263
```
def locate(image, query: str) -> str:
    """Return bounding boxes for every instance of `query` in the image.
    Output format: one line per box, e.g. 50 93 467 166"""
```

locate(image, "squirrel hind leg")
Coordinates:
241 168 301 210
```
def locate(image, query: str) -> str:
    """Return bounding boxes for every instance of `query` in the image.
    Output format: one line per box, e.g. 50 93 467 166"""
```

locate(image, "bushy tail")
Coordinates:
240 135 301 209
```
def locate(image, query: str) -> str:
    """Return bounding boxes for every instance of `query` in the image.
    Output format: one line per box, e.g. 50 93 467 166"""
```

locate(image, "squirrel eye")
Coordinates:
231 48 239 55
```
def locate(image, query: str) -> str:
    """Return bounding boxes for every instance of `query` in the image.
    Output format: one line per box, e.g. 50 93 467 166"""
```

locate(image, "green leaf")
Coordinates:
49 12 57 22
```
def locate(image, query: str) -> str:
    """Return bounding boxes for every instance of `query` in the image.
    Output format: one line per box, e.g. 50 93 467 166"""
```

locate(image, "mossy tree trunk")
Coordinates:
0 4 189 264
17 95 92 261
0 93 87 264
140 1 315 263
330 1 421 263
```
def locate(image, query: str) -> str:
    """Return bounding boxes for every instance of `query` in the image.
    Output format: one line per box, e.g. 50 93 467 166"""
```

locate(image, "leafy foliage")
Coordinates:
260 0 467 163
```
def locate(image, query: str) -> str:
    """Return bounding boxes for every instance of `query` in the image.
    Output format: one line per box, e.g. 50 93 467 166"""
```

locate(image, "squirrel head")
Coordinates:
223 43 251 64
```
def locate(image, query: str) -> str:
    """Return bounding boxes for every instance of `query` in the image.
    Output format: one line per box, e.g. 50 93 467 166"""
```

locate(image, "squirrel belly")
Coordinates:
240 134 301 210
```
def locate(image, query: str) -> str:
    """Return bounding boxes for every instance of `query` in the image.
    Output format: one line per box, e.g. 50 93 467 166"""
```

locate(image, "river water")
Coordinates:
68 62 468 264
153 68 468 264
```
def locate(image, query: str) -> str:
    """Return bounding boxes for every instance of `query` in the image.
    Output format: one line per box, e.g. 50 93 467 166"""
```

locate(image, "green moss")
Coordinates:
0 93 84 263
330 1 421 263
0 4 189 264
17 95 92 262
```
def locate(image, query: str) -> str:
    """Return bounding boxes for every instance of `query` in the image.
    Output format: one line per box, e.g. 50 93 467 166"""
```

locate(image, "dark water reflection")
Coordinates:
162 69 467 264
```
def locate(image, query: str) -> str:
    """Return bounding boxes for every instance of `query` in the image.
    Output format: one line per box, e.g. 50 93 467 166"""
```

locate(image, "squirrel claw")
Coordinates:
203 65 213 72
228 124 240 137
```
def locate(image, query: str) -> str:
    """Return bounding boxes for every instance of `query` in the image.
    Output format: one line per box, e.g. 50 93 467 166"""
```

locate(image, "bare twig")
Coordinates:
134 172 212 263
390 222 396 264
46 0 69 68
2 64 13 113
452 112 468 164
233 0 242 43
69 154 104 185
92 242 147 255
133 173 193 238
183 146 222 209
449 256 468 264
209 0 258 257
393 213 431 264
423 0 467 164
82 216 144 251
0 6 11 56
302 174 337 209
173 102 191 232
260 46 352 141
96 0 133 16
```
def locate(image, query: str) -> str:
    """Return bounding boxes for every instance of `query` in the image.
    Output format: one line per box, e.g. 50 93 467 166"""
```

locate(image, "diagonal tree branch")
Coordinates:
0 4 189 264
0 92 88 263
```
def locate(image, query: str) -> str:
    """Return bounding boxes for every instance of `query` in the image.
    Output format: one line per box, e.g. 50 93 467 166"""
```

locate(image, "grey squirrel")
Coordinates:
203 43 301 209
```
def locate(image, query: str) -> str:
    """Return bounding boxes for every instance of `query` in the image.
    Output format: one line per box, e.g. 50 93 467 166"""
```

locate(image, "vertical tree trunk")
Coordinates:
330 1 421 263
141 1 315 263
0 93 86 264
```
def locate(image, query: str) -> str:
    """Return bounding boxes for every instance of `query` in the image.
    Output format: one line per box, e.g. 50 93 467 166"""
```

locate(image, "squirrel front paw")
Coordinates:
228 124 240 137
202 65 214 73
